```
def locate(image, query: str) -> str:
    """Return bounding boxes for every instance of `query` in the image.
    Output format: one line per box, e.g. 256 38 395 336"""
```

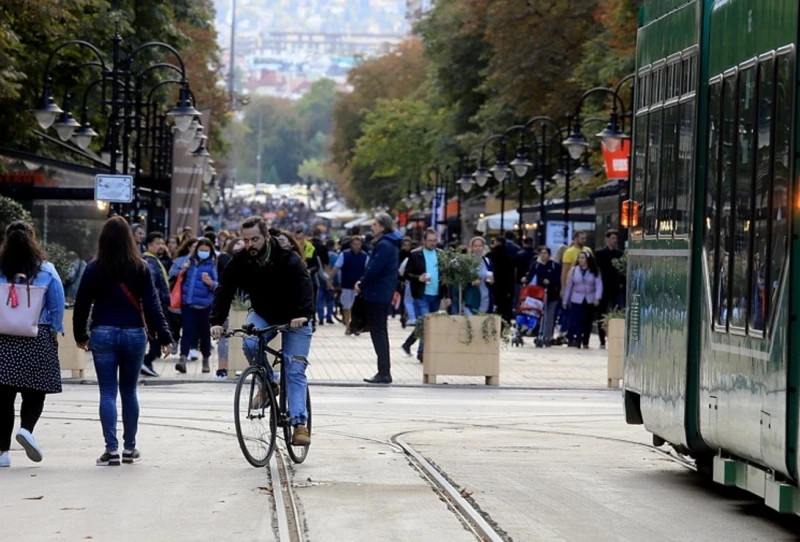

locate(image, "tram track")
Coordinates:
37 407 697 542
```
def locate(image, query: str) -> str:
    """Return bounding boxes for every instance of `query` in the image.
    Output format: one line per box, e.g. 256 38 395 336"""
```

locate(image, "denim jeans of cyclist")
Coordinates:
242 310 311 426
90 326 147 452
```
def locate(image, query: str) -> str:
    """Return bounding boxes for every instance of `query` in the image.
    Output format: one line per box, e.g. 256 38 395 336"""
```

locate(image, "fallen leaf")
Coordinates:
24 496 44 500
30 474 36 478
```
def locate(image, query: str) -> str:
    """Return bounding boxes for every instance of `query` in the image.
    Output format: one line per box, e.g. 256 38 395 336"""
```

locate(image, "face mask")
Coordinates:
197 250 211 260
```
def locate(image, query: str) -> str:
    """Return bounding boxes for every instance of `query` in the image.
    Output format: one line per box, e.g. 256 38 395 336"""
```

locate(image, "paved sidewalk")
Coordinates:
64 317 611 388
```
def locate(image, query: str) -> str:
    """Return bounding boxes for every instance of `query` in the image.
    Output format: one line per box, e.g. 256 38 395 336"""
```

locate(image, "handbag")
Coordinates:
119 283 154 341
0 274 47 337
169 271 184 311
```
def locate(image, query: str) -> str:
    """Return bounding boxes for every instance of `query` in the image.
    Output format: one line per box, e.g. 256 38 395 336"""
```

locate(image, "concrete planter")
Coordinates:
226 310 281 380
422 314 500 386
606 318 625 388
60 309 87 378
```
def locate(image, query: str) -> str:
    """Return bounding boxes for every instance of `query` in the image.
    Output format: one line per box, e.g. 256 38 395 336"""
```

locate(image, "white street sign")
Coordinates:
94 174 133 203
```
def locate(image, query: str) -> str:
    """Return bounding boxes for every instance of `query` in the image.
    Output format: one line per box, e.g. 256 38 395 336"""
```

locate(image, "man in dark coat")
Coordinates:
355 213 403 384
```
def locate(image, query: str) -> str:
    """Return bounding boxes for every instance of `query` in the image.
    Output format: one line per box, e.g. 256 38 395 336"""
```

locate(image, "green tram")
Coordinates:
624 0 800 514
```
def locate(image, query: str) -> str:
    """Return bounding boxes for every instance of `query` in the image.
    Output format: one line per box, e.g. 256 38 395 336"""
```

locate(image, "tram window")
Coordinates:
645 109 663 236
675 97 695 235
637 75 646 110
706 81 721 322
750 58 774 333
659 104 679 235
682 56 696 94
731 68 756 329
771 53 793 313
633 114 648 235
717 75 737 327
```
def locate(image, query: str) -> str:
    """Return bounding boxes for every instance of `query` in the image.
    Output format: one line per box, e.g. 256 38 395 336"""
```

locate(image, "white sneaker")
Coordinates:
16 429 43 462
0 452 9 467
189 349 199 361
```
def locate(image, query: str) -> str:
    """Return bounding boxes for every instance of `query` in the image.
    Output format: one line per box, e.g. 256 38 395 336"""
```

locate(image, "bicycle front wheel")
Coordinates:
234 366 277 468
283 388 312 464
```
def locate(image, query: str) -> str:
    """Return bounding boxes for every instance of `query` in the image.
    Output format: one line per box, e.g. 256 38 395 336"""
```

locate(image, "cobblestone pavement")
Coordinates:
64 317 612 388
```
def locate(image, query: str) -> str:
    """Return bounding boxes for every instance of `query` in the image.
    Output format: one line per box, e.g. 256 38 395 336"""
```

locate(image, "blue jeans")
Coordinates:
403 282 416 325
413 295 441 355
181 305 212 358
90 326 147 452
316 283 335 322
242 311 311 426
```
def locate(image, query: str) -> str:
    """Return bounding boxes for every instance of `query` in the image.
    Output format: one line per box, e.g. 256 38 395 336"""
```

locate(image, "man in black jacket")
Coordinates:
400 229 449 362
594 229 624 349
210 216 314 446
142 232 171 377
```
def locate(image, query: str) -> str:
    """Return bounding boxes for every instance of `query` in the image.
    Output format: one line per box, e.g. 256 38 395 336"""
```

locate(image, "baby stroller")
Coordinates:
511 284 547 347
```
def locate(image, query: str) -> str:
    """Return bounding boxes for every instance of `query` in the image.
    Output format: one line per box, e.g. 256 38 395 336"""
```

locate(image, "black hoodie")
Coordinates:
210 236 314 326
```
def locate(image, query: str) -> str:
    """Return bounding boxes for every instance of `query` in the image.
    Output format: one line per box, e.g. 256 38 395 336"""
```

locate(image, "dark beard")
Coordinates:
249 243 267 258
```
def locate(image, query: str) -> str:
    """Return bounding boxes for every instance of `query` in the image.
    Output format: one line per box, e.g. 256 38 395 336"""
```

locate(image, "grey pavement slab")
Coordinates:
64 317 610 388
4 385 797 541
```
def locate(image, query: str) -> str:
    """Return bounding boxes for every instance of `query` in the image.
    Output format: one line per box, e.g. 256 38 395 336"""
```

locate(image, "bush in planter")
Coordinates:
413 247 512 346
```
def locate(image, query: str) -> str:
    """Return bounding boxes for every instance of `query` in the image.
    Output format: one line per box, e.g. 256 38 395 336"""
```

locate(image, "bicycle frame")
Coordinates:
252 330 292 429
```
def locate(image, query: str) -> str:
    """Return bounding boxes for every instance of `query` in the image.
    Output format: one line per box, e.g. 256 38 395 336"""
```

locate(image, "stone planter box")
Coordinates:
226 310 281 380
60 309 88 378
606 318 625 388
422 314 500 386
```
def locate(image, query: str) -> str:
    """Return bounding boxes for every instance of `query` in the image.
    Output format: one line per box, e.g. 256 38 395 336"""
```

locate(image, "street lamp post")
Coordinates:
33 27 201 221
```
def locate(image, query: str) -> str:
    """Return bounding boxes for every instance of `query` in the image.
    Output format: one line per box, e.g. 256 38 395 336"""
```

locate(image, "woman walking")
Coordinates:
463 236 494 315
176 238 218 374
73 217 172 466
562 251 603 349
0 221 65 468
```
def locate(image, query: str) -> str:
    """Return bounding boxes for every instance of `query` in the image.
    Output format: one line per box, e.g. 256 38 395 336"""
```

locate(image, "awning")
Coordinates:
343 215 374 229
475 210 520 233
316 210 365 221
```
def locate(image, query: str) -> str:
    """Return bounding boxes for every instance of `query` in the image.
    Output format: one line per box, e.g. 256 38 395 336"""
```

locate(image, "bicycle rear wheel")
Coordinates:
234 366 277 468
283 388 312 464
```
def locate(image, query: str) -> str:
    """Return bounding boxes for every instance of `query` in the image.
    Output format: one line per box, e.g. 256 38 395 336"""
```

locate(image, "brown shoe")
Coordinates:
271 381 280 397
291 425 310 446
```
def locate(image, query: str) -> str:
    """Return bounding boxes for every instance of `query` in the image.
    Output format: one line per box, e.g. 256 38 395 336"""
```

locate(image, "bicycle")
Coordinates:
222 323 312 467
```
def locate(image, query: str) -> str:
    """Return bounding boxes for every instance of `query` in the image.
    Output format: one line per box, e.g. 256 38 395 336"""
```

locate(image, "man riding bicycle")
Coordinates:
210 217 314 446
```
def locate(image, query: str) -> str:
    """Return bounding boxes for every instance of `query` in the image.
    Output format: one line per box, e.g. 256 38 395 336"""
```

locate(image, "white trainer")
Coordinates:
0 452 9 467
16 429 43 462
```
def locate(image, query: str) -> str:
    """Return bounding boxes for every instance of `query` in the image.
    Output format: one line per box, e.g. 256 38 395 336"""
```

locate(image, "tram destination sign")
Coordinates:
94 174 133 203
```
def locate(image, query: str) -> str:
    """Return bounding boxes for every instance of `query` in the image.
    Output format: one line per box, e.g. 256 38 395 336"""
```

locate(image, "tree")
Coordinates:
0 0 229 156
330 39 428 171
0 196 31 239
298 158 324 182
350 99 443 207
295 79 338 143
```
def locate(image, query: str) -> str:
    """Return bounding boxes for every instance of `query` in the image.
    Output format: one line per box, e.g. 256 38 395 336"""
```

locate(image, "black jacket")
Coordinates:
404 247 448 300
210 237 314 326
595 246 624 300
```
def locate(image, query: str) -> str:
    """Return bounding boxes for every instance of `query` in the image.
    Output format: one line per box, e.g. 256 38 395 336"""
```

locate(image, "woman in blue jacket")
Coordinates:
0 221 65 468
176 238 218 374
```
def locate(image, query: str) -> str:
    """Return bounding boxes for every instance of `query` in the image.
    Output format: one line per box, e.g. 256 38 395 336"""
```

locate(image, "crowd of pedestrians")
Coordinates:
0 205 625 468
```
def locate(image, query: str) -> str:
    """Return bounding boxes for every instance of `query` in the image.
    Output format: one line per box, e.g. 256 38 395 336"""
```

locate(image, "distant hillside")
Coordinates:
214 0 409 35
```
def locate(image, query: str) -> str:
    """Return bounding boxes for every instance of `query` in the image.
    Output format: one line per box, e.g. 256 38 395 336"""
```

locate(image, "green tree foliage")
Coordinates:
298 158 324 182
296 79 338 142
230 78 341 185
350 99 442 208
0 196 31 239
330 0 640 210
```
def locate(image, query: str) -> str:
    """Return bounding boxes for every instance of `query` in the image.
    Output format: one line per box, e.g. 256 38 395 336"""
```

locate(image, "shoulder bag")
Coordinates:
0 274 47 337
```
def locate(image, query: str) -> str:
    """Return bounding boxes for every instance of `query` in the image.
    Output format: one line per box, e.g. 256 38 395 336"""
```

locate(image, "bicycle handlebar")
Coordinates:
219 322 293 339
